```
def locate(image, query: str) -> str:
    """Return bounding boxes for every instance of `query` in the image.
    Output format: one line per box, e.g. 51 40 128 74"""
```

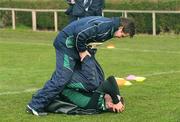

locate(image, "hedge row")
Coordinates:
0 0 180 34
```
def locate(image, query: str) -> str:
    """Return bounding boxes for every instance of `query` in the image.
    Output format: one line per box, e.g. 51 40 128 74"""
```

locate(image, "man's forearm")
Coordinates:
97 76 121 104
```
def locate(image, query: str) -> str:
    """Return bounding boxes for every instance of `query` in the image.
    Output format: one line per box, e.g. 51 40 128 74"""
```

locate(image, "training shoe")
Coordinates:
26 105 48 116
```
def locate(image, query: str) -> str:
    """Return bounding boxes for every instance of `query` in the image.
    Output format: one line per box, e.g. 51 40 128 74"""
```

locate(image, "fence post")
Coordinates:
102 10 104 17
32 10 37 31
152 11 156 36
12 10 16 30
124 11 128 18
54 11 58 32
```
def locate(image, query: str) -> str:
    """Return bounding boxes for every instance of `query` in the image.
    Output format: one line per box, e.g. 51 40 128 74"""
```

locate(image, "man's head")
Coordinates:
104 94 125 113
114 17 135 38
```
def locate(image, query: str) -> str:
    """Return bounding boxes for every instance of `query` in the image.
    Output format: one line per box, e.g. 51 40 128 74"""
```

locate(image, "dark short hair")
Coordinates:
120 17 135 37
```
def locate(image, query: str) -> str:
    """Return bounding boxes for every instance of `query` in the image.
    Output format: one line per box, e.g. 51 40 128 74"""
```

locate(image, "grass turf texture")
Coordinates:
0 29 180 122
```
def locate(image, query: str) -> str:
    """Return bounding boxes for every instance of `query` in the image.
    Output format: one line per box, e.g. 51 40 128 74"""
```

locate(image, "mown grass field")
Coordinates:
0 29 180 122
1 0 175 2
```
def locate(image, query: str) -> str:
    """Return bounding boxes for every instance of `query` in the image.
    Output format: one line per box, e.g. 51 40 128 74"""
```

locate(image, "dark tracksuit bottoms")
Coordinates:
28 53 73 111
28 32 79 111
67 50 104 92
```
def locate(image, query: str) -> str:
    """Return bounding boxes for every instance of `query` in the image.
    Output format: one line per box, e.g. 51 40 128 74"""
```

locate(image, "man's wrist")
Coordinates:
117 95 121 101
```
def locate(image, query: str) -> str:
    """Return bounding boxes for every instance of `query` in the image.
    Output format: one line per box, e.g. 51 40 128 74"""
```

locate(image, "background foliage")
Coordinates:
0 0 180 34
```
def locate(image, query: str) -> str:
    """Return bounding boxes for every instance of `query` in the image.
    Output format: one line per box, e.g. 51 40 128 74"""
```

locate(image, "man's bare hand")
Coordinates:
79 50 91 62
112 101 125 113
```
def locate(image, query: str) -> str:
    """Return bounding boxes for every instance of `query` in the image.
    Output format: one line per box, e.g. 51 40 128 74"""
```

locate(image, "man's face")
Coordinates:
114 27 129 38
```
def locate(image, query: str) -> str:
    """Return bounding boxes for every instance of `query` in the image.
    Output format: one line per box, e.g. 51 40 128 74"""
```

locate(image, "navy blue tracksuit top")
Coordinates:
54 16 120 53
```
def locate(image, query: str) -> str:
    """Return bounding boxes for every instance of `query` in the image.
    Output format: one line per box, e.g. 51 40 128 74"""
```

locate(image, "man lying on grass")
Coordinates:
27 48 125 115
46 76 125 115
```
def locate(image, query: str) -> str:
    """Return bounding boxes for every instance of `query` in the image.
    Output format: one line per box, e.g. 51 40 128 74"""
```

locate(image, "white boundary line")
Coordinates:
0 68 53 73
0 88 38 96
0 70 180 96
0 41 52 46
143 70 180 77
100 47 180 54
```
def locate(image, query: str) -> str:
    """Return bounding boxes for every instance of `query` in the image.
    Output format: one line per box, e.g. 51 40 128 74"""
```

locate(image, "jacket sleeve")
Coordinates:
97 76 121 104
75 24 98 52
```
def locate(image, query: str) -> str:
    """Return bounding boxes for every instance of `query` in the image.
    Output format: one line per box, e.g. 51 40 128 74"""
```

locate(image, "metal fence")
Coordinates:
0 8 180 35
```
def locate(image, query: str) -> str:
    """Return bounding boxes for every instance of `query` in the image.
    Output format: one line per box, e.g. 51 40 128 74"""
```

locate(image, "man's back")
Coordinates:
54 16 119 51
62 16 112 35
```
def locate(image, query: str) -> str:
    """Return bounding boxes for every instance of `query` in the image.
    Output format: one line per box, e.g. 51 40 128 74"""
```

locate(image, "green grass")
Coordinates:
0 29 180 122
0 0 176 2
